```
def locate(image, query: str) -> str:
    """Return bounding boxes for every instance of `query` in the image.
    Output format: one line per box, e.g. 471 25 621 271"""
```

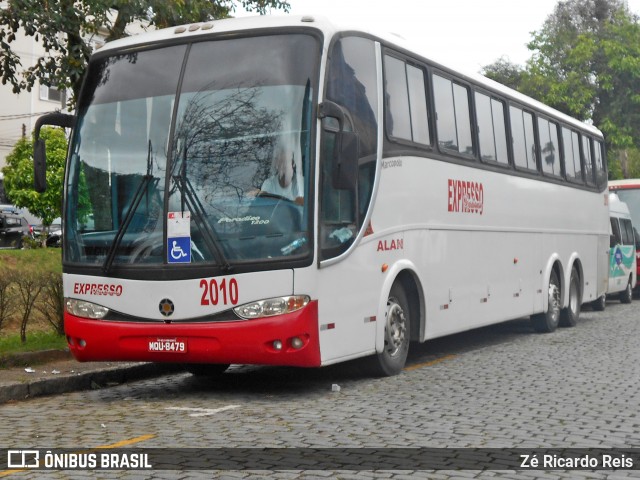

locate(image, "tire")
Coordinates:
591 294 606 312
560 267 581 327
363 283 411 377
183 363 230 377
531 268 561 333
620 276 633 304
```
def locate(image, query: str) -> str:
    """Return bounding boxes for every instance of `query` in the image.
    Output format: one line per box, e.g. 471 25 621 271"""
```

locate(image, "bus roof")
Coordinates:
97 14 601 137
609 192 632 216
609 179 640 190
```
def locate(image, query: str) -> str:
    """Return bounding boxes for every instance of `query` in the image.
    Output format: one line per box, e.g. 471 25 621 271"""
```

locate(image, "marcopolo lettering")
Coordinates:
73 283 123 296
447 178 484 215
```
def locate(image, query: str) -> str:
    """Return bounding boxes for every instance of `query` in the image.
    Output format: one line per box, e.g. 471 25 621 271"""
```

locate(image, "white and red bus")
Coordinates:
609 179 640 287
34 15 609 376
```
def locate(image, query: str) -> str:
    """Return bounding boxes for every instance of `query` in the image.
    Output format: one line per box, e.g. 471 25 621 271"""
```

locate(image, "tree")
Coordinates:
0 0 290 105
524 0 640 150
482 57 527 91
482 0 640 177
2 127 67 227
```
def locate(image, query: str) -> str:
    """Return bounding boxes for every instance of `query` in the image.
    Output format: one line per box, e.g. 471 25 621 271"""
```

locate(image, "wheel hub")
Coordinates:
385 298 406 357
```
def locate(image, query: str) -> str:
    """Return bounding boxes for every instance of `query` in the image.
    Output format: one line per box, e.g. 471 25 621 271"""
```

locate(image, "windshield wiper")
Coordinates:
102 140 155 274
172 147 231 271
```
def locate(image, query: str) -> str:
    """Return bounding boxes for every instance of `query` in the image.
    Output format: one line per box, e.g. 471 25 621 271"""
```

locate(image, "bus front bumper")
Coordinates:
64 301 321 367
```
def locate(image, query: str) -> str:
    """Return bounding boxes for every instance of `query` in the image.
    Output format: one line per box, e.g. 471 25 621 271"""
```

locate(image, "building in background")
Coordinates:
0 28 71 170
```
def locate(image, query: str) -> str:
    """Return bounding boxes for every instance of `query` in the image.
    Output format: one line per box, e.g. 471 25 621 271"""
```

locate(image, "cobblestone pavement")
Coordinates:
1 300 639 479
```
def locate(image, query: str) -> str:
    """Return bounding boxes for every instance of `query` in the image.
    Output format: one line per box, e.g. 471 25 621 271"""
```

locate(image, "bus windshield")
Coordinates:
64 34 318 269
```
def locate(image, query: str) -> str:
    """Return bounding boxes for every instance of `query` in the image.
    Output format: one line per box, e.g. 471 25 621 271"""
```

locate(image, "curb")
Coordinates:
0 363 183 404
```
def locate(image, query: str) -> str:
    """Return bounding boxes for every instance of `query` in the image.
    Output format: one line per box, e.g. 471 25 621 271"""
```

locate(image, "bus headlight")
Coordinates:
65 298 110 319
233 295 310 319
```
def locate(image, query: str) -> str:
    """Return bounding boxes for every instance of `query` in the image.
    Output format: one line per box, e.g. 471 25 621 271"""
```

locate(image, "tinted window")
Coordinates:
433 74 473 156
384 56 430 145
327 37 378 158
593 140 607 188
583 136 595 186
562 127 583 183
510 106 536 171
611 217 622 244
385 56 411 140
322 36 379 261
621 218 634 245
538 117 561 177
475 92 508 165
406 64 430 145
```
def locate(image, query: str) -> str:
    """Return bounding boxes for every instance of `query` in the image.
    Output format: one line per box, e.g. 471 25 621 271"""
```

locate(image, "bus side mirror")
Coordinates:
34 138 47 193
332 130 359 191
319 101 360 192
33 112 76 193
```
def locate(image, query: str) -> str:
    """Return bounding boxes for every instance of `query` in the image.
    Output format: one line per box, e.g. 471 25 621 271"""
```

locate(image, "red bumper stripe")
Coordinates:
65 300 321 367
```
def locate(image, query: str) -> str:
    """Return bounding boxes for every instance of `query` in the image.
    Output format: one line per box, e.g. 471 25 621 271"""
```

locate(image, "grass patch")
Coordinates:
0 249 64 351
0 330 67 355
0 248 62 274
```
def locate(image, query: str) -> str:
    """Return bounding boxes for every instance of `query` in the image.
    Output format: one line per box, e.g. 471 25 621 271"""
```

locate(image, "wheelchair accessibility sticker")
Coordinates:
168 212 191 264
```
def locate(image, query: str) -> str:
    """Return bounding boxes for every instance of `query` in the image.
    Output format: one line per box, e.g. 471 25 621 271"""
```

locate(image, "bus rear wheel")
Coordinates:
620 276 633 304
531 269 561 333
559 267 581 327
592 294 606 311
364 283 411 377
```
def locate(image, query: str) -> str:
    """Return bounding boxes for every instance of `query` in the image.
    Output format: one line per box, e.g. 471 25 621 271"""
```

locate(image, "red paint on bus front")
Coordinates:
65 301 321 367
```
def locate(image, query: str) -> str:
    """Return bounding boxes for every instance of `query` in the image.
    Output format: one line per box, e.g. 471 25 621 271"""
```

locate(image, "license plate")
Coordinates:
148 338 187 353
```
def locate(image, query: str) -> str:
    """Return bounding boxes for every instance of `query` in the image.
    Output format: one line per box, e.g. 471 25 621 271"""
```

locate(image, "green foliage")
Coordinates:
13 268 45 343
0 268 17 332
0 250 62 342
482 0 640 157
482 57 527 91
36 273 65 336
0 331 67 358
608 147 640 179
2 127 67 227
0 0 289 105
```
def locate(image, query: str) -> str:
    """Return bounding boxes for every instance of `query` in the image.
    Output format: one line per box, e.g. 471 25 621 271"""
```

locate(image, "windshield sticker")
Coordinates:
168 211 191 237
218 215 269 225
168 212 191 264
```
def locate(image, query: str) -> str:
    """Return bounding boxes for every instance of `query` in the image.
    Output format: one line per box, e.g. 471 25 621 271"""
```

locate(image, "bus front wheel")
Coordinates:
364 283 411 377
531 269 561 333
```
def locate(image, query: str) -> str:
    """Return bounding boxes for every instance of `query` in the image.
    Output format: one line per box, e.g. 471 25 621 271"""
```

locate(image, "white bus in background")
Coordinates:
609 179 640 292
33 15 609 377
593 192 637 310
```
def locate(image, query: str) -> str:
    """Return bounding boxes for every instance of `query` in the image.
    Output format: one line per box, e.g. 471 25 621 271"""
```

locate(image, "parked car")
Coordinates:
46 220 62 247
0 212 33 249
33 218 62 247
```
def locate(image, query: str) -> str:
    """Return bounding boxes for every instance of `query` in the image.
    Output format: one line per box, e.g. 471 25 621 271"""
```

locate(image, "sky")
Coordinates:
239 0 640 74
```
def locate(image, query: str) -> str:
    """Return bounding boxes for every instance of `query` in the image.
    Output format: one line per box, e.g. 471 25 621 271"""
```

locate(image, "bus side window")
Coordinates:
384 54 430 145
582 135 595 187
593 140 607 188
621 218 634 246
475 92 508 165
538 117 561 177
433 74 474 157
321 36 378 261
510 106 537 171
611 217 622 248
